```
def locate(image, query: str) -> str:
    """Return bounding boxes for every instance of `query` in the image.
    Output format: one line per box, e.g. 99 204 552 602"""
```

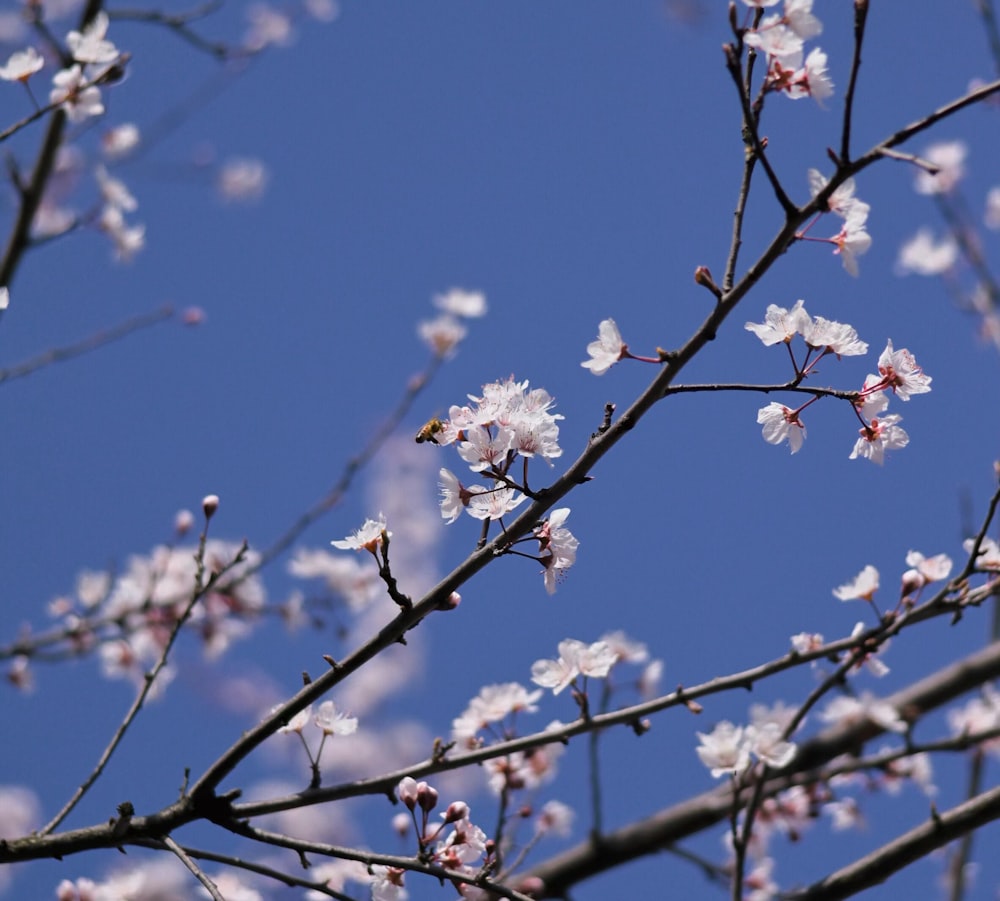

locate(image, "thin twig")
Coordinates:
111 3 241 61
838 0 869 164
783 785 1000 901
38 529 247 835
0 305 175 385
162 835 225 901
0 2 107 310
976 0 1000 79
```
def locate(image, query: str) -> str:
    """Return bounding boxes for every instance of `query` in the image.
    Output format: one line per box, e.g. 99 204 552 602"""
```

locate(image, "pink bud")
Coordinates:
442 800 469 823
397 776 419 810
417 782 439 813
202 494 220 518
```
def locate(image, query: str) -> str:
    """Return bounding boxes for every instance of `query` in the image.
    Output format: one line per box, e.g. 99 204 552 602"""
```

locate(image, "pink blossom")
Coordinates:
757 402 806 454
581 318 627 375
896 229 958 276
535 508 579 594
433 288 487 318
874 340 932 400
914 141 966 195
849 414 909 465
696 721 751 778
331 514 389 553
0 47 43 82
833 565 879 602
745 299 810 345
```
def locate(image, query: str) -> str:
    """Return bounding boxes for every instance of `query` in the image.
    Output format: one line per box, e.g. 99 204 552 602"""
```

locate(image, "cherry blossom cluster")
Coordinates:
700 687 938 893
0 11 148 260
741 0 831 105
287 545 381 613
896 140 1000 349
718 743 934 894
416 376 579 592
804 169 873 276
417 288 488 358
530 637 628 696
546 634 657 696
747 299 932 463
392 777 487 896
273 699 358 784
56 858 247 901
0 3 335 267
833 549 954 613
696 702 799 779
382 776 572 901
8 539 264 696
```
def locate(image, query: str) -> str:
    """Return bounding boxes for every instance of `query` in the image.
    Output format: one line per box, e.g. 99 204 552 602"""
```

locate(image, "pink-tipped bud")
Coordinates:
438 591 461 611
202 494 220 519
900 568 924 598
182 306 206 326
442 800 469 823
417 782 439 813
694 265 713 286
397 776 419 811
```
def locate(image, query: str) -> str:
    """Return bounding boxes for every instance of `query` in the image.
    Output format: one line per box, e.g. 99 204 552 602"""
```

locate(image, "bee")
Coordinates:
415 416 446 444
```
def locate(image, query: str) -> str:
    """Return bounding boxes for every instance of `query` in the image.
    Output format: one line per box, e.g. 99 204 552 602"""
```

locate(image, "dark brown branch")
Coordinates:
838 0 869 164
784 784 1000 901
524 640 1000 897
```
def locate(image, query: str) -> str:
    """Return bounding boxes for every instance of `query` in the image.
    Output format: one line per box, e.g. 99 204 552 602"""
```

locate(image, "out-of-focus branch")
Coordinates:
111 3 241 61
524 640 1000 897
39 534 248 836
0 305 175 386
784 785 1000 901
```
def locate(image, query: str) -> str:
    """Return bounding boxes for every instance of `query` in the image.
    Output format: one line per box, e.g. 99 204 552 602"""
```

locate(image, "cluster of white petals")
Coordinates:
535 508 579 594
895 228 958 277
947 685 1000 758
832 565 880 602
807 170 872 276
746 299 868 356
744 1 831 104
288 547 380 611
51 542 264 695
273 700 358 737
696 708 797 779
426 377 578 592
50 13 126 124
963 535 1000 571
581 318 627 375
331 514 390 553
0 47 43 82
531 638 619 694
746 300 930 464
819 692 907 734
417 288 487 357
451 682 542 749
914 141 967 195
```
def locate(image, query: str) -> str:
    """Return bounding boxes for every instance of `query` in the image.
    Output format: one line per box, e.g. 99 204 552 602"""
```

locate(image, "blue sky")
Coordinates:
2 1 1000 899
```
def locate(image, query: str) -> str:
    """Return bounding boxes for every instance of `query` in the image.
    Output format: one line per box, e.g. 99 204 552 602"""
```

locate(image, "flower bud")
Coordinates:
202 494 220 519
442 800 469 823
417 782 439 813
